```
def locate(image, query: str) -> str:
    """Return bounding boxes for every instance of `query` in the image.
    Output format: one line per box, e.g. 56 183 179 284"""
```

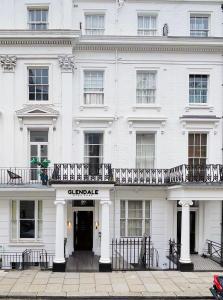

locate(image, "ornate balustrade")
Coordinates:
0 164 223 186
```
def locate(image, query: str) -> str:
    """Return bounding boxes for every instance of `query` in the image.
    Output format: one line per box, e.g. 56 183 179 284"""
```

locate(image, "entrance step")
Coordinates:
66 251 99 272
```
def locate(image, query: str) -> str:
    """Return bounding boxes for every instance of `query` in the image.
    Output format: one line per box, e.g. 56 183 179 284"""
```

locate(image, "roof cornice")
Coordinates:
76 36 223 52
0 30 80 46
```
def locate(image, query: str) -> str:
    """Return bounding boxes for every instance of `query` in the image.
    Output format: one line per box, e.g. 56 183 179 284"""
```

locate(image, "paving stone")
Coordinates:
48 277 64 284
38 291 66 297
111 282 129 292
10 283 30 292
0 278 17 285
32 278 49 285
80 276 95 284
8 291 37 297
157 278 181 292
45 283 63 292
144 283 164 292
142 291 175 297
96 284 113 292
109 291 142 297
64 273 79 279
50 272 65 278
0 285 12 292
63 278 79 285
62 284 79 292
28 284 47 292
5 272 21 279
94 277 110 285
128 284 146 292
151 271 169 278
67 291 109 297
79 283 95 292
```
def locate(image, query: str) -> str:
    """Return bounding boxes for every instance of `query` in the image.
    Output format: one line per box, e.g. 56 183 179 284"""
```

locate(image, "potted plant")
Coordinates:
30 158 51 185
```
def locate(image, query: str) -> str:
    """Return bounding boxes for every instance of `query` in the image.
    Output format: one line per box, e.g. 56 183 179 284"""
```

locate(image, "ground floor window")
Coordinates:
11 200 42 240
120 200 151 237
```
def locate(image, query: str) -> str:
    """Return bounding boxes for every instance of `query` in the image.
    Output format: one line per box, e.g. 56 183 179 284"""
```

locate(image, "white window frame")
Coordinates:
84 132 104 164
189 74 209 105
83 70 105 105
120 200 151 237
27 6 49 30
137 14 157 36
11 200 43 241
28 67 49 102
85 13 105 35
136 71 157 104
136 133 155 168
190 14 209 37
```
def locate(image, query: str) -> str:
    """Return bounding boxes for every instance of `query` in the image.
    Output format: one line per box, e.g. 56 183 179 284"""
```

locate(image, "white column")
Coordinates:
99 200 111 264
179 200 193 264
58 55 74 162
54 199 66 264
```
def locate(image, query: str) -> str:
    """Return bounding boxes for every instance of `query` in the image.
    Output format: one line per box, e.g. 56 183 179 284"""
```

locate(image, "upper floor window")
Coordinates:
189 74 208 104
28 8 48 30
85 14 105 35
136 71 156 104
188 133 207 166
28 68 49 101
120 200 151 237
11 200 42 240
190 15 209 37
84 70 104 105
138 15 157 36
84 133 103 175
136 133 155 168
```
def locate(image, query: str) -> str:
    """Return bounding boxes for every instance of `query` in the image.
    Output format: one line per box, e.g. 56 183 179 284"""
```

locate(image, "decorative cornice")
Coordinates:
0 55 17 72
58 55 75 72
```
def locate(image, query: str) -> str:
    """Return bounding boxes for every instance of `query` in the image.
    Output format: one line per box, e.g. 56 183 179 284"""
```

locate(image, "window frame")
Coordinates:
188 132 208 166
190 14 210 37
189 74 209 105
83 70 105 106
137 14 157 36
27 66 50 102
11 200 43 242
27 7 49 31
84 132 104 164
136 133 156 169
136 70 157 104
120 200 151 238
85 13 105 36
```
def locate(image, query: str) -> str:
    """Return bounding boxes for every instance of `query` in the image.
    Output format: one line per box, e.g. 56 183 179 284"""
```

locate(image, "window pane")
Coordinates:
136 133 155 168
145 201 150 218
120 200 125 218
120 220 125 237
137 72 156 104
30 131 48 142
128 219 142 237
128 201 142 218
38 200 42 220
20 220 35 238
20 201 35 219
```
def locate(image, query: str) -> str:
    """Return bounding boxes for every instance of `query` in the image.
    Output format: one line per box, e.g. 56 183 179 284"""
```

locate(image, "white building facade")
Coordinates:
0 0 223 272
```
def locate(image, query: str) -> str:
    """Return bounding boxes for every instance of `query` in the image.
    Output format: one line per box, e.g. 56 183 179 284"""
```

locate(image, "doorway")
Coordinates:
177 211 197 254
73 211 93 251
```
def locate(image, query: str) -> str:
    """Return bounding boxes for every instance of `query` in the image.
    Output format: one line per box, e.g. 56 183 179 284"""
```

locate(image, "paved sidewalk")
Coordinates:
0 269 217 298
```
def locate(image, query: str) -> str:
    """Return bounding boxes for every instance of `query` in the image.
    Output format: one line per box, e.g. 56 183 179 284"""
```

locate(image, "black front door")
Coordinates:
73 211 93 251
177 211 196 254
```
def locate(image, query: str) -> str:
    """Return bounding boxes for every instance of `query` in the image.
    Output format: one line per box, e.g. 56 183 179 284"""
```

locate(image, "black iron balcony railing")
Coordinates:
0 163 223 186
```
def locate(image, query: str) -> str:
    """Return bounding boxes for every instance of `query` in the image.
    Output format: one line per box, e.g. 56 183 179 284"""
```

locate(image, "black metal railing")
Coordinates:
111 236 159 271
0 167 53 185
168 239 181 270
0 249 54 270
113 168 170 185
206 240 223 266
1 163 223 186
50 163 113 183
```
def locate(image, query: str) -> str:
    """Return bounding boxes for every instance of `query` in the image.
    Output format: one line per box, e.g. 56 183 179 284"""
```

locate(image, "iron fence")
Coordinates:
0 249 54 270
111 236 159 271
206 240 223 266
168 239 181 270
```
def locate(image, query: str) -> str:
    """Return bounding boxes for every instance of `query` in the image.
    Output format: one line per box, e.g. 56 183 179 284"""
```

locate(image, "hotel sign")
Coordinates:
68 189 99 196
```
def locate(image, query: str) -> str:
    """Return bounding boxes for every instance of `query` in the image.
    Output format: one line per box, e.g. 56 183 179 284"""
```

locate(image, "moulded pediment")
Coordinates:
16 105 59 118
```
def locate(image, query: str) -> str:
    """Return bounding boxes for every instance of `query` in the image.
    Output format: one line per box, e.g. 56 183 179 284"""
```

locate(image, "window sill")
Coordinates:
185 105 213 112
133 105 161 112
80 105 108 111
9 241 44 247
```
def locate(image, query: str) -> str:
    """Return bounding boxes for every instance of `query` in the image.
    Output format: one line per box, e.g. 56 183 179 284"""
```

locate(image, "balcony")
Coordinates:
0 164 223 187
